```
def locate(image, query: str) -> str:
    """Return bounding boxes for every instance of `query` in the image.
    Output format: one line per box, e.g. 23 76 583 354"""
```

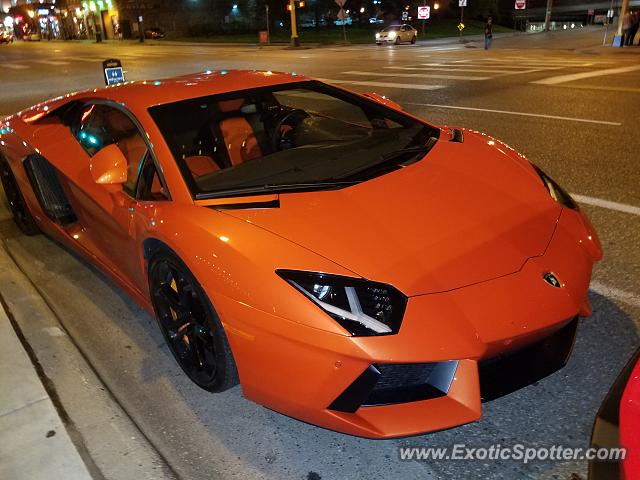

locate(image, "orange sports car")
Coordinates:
0 70 602 438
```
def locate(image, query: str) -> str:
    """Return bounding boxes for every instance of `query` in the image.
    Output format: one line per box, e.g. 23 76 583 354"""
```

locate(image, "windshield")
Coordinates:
381 26 400 32
149 81 439 199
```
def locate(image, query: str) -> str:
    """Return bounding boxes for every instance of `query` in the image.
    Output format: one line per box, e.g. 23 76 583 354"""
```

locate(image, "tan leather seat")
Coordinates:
184 155 220 178
217 99 262 167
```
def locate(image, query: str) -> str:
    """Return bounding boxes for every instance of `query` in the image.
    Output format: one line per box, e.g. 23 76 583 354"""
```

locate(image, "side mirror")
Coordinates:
89 144 127 186
363 92 403 111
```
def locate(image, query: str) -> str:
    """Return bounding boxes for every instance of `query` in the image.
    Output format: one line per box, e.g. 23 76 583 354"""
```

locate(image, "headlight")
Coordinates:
532 165 577 210
388 31 397 39
277 270 407 336
375 32 380 39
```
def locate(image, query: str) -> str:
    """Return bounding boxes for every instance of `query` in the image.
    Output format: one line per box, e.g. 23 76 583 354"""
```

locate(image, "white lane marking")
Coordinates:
4 64 29 70
533 64 640 85
590 282 640 309
385 66 549 75
405 102 622 126
571 194 640 216
481 57 600 64
342 70 490 81
64 57 109 63
34 60 70 66
317 78 445 90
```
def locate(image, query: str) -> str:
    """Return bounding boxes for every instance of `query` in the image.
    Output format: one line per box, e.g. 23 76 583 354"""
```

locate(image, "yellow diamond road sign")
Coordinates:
457 22 465 31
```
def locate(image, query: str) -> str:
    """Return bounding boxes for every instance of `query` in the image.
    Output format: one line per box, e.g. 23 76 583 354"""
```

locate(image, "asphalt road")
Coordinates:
1 27 639 480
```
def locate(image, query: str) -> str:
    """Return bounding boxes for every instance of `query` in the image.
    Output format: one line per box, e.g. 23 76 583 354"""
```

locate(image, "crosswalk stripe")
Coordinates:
342 70 490 81
420 62 563 70
4 64 29 70
34 60 70 66
318 78 445 90
479 60 595 67
533 64 640 85
384 66 546 75
64 57 110 63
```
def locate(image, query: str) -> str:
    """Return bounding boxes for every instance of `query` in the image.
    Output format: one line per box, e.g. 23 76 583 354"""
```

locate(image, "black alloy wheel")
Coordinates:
149 251 239 392
0 160 39 235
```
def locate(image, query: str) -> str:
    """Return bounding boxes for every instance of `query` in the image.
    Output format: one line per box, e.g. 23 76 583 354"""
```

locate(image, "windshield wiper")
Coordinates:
195 181 357 200
380 136 438 164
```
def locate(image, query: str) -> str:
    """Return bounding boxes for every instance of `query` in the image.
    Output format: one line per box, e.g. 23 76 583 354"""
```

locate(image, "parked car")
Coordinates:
24 32 41 41
144 27 165 39
376 24 417 45
589 349 640 479
0 69 602 438
0 30 15 44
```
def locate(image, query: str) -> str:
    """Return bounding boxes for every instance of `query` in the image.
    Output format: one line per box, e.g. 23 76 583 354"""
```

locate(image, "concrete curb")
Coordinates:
0 227 177 480
0 301 93 480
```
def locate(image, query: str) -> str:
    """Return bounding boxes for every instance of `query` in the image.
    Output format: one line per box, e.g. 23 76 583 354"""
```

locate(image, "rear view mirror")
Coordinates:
89 144 127 186
362 92 403 111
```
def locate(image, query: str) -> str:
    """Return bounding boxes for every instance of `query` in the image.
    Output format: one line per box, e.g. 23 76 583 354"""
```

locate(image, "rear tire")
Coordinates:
148 250 239 392
0 160 40 235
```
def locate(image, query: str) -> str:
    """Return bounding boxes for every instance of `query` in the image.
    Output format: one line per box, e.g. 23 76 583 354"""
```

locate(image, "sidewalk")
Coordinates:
0 303 92 480
0 192 175 480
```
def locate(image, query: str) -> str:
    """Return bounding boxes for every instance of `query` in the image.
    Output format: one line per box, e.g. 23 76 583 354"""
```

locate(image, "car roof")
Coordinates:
15 70 310 122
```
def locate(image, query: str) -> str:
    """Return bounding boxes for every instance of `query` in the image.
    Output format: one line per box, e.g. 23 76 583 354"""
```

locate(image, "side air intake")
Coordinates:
23 154 77 225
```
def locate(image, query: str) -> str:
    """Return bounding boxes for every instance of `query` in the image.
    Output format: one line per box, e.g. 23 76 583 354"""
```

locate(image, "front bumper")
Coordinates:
213 207 599 438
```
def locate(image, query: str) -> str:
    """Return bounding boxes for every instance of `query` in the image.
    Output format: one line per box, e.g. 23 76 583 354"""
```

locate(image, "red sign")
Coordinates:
588 9 594 15
515 0 526 9
417 6 430 19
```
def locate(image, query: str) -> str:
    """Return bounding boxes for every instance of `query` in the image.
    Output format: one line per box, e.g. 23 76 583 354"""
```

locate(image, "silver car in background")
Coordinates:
375 24 418 45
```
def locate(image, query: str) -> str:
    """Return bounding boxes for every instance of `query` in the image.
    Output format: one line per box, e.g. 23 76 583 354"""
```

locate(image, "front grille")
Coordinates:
479 317 579 402
328 361 459 413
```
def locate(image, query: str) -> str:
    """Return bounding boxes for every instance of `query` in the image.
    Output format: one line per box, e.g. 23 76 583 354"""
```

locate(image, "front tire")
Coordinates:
148 250 239 392
411 35 417 44
394 36 401 45
0 160 40 235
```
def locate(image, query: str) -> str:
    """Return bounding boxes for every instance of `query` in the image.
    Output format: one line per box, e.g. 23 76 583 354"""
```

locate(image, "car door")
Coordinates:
67 103 157 289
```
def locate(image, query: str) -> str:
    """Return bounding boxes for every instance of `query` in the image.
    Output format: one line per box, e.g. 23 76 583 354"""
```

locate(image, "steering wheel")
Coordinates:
270 109 310 151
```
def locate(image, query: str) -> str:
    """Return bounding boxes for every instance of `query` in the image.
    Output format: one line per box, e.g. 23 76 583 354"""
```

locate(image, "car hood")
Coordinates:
224 130 562 296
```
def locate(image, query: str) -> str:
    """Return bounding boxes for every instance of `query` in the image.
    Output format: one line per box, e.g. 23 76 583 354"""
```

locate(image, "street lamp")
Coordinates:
434 2 439 9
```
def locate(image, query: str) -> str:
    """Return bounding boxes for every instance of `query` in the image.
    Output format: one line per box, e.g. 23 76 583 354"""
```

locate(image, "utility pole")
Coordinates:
289 0 299 47
603 0 615 45
544 0 552 31
459 4 464 41
614 0 630 46
266 4 270 44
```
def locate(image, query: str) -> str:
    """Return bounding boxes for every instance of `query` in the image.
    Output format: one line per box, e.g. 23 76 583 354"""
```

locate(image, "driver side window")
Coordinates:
75 104 149 195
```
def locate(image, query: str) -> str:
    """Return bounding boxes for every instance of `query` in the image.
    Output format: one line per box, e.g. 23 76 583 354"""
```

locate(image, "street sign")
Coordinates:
587 8 594 15
607 9 614 17
102 59 125 86
458 0 466 6
417 6 430 19
515 0 525 9
335 0 346 6
401 11 408 20
337 8 346 20
457 22 465 30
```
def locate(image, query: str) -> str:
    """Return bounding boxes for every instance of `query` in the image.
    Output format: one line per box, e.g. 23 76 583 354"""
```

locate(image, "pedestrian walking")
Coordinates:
628 11 639 46
622 11 632 46
484 17 493 50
